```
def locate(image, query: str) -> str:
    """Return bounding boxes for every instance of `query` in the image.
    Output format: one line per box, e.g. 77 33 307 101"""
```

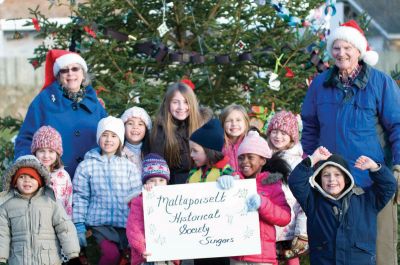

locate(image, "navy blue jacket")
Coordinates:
289 157 396 265
301 63 400 187
14 81 107 177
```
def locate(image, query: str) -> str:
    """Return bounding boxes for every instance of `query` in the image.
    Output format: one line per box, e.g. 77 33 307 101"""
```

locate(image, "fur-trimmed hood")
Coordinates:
1 155 51 195
309 154 355 201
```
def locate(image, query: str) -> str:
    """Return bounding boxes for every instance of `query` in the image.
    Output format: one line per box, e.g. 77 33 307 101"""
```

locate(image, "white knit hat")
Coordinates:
120 106 152 130
53 52 88 76
96 116 125 145
327 20 379 66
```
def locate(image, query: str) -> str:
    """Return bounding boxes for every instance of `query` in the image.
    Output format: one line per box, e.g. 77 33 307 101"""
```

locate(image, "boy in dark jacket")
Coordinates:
288 146 396 265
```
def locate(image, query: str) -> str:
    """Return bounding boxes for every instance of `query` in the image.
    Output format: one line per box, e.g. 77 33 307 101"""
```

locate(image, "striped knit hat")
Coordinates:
31 126 63 156
142 153 170 184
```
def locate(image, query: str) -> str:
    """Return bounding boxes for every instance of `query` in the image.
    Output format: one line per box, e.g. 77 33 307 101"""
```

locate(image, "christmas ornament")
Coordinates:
236 40 246 50
285 67 294 78
157 0 170 37
268 73 281 91
84 26 96 38
32 18 40 32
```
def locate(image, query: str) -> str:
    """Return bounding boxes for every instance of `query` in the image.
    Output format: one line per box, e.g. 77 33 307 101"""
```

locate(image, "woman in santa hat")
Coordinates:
301 20 400 265
14 49 107 178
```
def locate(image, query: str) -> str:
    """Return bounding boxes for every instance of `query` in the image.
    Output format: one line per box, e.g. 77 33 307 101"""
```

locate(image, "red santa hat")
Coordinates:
42 49 88 90
327 20 379 66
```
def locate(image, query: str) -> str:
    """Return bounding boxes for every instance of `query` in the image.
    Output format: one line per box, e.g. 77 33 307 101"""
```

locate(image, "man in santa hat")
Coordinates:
301 20 399 265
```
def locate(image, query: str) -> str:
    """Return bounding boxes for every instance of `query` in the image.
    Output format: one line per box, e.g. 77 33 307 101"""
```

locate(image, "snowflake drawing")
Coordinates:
233 188 248 199
243 226 254 239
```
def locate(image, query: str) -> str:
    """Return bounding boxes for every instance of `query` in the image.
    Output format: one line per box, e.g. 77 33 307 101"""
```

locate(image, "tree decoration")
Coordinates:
26 0 327 115
32 18 41 32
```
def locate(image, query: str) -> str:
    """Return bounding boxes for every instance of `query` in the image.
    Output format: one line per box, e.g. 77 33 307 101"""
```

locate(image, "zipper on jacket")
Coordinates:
105 158 115 225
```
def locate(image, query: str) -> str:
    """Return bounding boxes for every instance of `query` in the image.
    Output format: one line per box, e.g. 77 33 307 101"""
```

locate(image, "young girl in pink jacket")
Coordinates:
126 153 180 265
230 131 292 265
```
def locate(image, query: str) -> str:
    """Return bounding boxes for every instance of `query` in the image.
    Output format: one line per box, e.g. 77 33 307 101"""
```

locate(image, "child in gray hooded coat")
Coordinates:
0 155 80 265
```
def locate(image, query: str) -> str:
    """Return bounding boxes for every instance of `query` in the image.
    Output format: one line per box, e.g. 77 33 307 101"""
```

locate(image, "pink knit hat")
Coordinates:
31 126 63 156
267 111 299 143
238 131 272 159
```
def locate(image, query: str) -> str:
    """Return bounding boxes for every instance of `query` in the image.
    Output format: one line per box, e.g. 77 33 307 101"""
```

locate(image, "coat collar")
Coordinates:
45 81 102 113
323 61 370 90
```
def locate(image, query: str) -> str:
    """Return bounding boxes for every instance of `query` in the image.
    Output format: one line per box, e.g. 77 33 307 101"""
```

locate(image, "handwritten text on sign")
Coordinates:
143 179 261 261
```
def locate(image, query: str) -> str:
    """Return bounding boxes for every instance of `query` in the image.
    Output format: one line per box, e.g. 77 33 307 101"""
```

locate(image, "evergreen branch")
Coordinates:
124 0 152 29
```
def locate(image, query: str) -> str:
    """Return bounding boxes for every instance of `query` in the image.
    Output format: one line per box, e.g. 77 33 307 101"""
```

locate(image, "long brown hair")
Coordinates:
152 82 201 167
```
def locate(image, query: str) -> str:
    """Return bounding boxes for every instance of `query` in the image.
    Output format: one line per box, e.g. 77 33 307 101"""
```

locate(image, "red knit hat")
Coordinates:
42 49 88 90
31 126 63 156
327 20 379 66
267 111 299 144
12 167 44 187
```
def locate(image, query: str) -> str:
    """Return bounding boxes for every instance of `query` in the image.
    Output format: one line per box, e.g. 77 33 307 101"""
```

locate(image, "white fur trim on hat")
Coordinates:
96 116 125 145
327 25 379 66
53 53 88 76
121 106 152 130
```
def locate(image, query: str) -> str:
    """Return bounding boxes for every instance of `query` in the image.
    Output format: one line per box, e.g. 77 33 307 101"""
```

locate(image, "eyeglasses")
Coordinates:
59 67 81 74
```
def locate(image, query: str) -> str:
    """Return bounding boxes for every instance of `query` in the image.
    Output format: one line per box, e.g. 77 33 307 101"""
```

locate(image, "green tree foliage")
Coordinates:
27 0 325 116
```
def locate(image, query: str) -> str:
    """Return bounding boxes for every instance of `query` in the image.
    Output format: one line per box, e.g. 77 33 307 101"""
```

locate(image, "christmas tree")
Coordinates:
27 0 328 116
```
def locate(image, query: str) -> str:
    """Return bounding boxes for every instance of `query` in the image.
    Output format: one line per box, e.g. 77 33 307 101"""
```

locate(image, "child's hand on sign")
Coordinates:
144 183 155 192
143 251 151 260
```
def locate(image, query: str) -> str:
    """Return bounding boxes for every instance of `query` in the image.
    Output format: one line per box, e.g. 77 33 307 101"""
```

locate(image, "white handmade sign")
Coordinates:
143 179 261 261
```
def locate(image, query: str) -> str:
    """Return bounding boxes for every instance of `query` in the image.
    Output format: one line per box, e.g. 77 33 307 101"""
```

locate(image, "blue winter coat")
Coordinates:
301 63 400 187
288 157 396 265
72 148 143 228
14 81 107 177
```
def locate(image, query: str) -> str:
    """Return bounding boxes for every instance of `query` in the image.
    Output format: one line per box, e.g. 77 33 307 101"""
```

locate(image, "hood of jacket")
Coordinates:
1 155 51 194
309 154 355 201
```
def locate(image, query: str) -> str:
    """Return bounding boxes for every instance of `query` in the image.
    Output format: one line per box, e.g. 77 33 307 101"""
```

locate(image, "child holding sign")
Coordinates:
126 153 179 265
228 130 292 265
187 118 235 265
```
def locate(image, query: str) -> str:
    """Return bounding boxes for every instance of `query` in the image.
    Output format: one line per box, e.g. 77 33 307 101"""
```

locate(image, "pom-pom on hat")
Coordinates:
190 118 224 151
238 131 272 159
327 20 379 66
31 126 63 156
96 116 125 145
267 110 299 143
42 49 88 90
142 153 170 184
12 167 44 188
121 106 152 130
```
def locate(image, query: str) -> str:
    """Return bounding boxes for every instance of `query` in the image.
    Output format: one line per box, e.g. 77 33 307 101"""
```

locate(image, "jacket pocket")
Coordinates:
351 241 375 264
8 210 27 233
40 243 61 265
9 244 24 264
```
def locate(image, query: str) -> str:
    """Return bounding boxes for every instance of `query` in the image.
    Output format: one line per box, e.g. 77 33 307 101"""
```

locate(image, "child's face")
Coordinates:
146 177 168 186
269 129 292 150
238 153 266 178
169 91 189 121
320 166 346 198
35 148 57 170
189 141 207 167
99 130 121 156
125 117 146 145
15 174 40 197
224 110 247 139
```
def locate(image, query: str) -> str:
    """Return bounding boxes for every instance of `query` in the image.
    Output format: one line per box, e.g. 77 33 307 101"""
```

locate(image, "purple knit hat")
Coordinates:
238 131 272 159
142 153 170 184
267 110 299 143
31 126 63 156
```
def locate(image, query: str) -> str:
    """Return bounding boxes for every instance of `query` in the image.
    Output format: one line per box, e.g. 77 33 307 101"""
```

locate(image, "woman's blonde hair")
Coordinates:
152 82 201 167
220 104 250 144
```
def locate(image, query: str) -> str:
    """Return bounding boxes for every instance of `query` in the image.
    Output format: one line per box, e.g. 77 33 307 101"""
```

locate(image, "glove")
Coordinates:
75 222 87 247
291 235 309 256
393 165 400 204
246 194 261 212
217 175 235 190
